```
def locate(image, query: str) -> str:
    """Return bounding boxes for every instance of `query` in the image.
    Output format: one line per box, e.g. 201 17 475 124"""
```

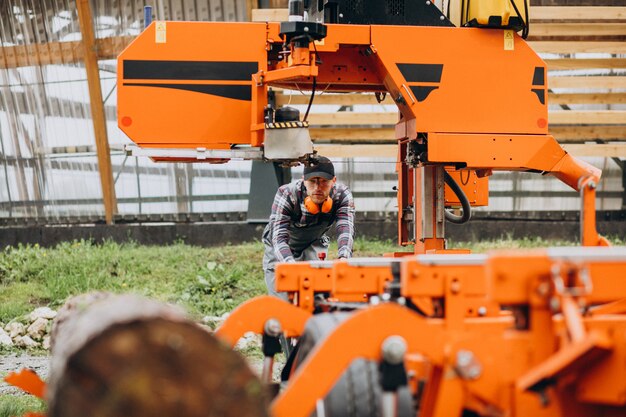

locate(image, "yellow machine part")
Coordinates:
461 0 528 30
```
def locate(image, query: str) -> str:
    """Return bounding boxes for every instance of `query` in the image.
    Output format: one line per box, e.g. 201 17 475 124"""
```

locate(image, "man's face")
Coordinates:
304 176 336 204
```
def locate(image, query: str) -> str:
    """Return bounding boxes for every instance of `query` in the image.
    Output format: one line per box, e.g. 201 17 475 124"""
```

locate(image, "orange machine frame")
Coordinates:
118 21 607 252
215 248 626 417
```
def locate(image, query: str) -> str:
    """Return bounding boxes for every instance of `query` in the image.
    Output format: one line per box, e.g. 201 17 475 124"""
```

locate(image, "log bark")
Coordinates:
48 293 268 417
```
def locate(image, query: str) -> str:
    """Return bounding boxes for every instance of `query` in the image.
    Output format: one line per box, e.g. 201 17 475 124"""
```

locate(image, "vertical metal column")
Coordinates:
77 0 118 224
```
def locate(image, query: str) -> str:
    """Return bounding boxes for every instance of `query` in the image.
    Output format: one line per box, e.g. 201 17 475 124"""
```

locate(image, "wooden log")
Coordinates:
48 293 268 417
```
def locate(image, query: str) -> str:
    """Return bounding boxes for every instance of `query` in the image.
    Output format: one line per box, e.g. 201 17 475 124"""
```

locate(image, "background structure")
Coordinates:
0 0 624 244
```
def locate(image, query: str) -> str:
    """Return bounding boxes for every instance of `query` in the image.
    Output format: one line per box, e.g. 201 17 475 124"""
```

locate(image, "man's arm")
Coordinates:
335 187 355 259
270 186 296 263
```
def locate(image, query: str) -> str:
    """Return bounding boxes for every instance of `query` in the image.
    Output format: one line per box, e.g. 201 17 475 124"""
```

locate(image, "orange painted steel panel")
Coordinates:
371 26 547 135
445 169 489 207
215 295 311 343
331 262 394 295
118 22 268 149
428 133 565 171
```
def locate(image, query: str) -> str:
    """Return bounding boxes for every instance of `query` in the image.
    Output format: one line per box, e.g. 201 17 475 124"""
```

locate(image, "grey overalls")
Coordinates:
262 182 334 299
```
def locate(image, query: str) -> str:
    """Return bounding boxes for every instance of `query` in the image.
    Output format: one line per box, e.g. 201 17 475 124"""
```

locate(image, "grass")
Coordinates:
3 235 623 326
0 396 45 417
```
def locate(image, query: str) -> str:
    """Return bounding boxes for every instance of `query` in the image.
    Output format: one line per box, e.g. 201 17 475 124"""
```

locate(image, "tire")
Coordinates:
291 313 415 417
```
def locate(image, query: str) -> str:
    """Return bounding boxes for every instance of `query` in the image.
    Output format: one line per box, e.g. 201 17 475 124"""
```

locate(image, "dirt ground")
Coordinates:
0 354 50 396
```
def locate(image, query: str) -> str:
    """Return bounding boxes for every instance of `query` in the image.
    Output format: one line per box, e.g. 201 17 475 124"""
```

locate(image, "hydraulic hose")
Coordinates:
444 171 471 224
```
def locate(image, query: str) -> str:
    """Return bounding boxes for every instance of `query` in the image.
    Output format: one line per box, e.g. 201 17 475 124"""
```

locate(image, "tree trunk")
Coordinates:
48 293 268 417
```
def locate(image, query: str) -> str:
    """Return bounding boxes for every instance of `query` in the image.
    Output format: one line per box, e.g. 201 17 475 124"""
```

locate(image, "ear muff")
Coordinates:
304 196 333 214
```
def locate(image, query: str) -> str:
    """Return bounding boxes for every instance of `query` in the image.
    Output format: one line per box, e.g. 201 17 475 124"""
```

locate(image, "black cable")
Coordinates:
444 171 472 224
303 75 316 122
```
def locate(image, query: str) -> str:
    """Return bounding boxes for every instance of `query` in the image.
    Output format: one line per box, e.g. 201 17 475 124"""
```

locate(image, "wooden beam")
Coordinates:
77 0 117 224
310 126 626 143
314 143 626 159
0 36 134 70
549 111 626 125
530 41 626 54
562 144 626 158
548 76 626 89
530 7 626 21
251 8 288 22
276 92 395 106
551 126 626 142
530 23 626 37
544 58 626 70
549 93 626 105
277 91 626 107
306 110 626 127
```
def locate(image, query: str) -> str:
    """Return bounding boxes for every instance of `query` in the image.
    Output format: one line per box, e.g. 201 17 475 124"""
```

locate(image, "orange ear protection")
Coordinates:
304 196 333 214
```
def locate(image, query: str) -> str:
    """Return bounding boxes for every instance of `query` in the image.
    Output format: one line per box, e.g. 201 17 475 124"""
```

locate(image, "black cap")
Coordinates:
304 156 335 180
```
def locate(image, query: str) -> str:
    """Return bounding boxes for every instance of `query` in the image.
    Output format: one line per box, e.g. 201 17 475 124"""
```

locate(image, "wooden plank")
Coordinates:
549 93 626 105
530 41 626 54
530 7 626 21
77 0 118 224
276 92 395 106
549 111 626 125
544 58 626 70
551 126 626 142
251 8 288 22
530 23 626 37
548 76 626 89
0 36 134 69
562 144 626 158
309 126 626 143
311 128 395 141
277 91 626 106
314 144 626 159
308 110 626 127
309 112 398 125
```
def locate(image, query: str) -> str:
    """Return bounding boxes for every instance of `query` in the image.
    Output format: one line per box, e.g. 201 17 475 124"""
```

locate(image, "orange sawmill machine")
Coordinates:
117 0 626 416
9 1 626 416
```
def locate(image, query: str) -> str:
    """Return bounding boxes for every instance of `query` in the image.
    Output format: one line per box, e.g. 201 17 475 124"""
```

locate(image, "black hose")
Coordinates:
303 75 316 122
444 171 471 224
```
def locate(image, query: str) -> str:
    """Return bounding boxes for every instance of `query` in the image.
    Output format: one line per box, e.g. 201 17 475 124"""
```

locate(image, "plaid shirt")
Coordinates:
269 180 355 262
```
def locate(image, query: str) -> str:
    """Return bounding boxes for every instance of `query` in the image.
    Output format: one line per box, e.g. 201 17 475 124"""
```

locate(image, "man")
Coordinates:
262 156 355 299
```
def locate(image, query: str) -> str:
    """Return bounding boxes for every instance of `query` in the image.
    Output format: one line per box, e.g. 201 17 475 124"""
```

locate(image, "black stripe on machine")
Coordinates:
123 83 252 101
396 63 443 83
123 60 258 81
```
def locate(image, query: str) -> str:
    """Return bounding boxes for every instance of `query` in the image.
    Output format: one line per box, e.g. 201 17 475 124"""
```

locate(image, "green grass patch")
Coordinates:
0 395 45 417
1 236 623 325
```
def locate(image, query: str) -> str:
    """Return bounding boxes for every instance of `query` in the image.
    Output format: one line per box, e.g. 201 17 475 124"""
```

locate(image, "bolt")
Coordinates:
264 318 282 337
425 1 430 4
536 281 550 297
455 350 482 380
587 181 596 190
550 297 561 312
440 15 445 20
339 13 344 18
450 278 461 294
370 296 381 305
303 26 309 32
381 293 391 302
382 336 407 365
477 306 487 316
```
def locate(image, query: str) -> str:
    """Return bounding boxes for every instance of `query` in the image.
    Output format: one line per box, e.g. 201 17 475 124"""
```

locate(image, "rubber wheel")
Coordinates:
291 313 414 417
